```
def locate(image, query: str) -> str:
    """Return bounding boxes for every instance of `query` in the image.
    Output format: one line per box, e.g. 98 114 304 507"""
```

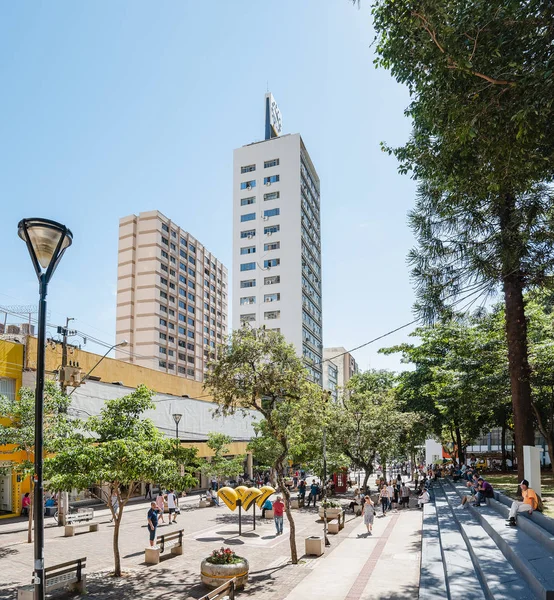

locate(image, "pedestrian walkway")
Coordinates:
284 509 421 600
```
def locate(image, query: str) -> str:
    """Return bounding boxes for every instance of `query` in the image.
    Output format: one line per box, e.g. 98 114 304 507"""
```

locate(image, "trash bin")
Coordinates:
305 536 324 557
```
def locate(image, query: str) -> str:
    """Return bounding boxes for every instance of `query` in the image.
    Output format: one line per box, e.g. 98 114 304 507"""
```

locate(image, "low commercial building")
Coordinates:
0 337 257 517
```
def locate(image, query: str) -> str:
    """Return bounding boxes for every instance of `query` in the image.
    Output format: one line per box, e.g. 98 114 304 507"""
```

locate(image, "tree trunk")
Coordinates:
455 426 464 466
363 469 370 492
503 271 535 480
113 514 122 576
275 455 297 564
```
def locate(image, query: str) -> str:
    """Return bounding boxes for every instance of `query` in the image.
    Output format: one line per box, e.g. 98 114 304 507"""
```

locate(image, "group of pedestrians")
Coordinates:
378 475 411 515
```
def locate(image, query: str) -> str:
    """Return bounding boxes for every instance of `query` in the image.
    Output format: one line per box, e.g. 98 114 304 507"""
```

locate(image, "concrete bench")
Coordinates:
64 510 98 536
328 510 345 534
264 509 274 519
291 497 304 509
199 498 214 508
145 528 184 564
18 557 86 600
199 577 237 600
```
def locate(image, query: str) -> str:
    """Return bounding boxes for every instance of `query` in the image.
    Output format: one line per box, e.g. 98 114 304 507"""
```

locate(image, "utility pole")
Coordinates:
60 317 74 396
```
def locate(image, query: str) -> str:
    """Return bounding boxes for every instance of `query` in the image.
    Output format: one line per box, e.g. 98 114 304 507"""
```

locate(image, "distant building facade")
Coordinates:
116 210 228 382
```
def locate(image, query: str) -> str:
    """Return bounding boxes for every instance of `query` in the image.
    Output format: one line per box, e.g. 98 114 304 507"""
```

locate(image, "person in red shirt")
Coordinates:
21 493 31 517
273 496 285 536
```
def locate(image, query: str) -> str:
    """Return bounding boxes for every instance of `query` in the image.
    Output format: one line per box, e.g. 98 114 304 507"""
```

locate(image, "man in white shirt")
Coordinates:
166 490 178 523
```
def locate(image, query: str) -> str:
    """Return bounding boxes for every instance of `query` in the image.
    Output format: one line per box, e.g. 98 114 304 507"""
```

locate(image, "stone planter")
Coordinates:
319 507 341 519
291 498 304 509
305 536 324 557
201 558 249 589
264 509 274 519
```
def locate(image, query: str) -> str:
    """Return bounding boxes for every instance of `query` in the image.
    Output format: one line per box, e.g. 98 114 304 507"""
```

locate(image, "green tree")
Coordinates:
204 326 327 564
527 292 554 469
371 0 554 479
201 432 245 489
0 381 70 543
328 370 426 485
382 317 508 464
44 385 199 576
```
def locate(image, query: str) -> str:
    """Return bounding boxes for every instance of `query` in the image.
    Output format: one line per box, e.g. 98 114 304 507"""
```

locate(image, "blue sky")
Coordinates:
0 0 417 371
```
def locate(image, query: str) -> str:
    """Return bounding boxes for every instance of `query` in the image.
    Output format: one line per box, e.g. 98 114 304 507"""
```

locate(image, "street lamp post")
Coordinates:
172 413 182 440
18 218 72 600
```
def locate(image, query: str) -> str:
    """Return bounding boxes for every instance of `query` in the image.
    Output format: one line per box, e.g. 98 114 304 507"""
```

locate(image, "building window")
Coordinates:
264 208 280 218
240 279 256 288
240 313 256 322
264 159 279 168
180 249 187 259
160 318 167 327
167 363 174 370
240 296 256 305
187 317 194 326
160 290 168 299
161 236 169 245
159 360 166 368
240 262 256 272
187 331 195 339
168 349 174 356
264 225 280 235
170 242 176 251
171 230 176 238
264 258 280 268
159 332 167 340
180 236 186 246
179 300 185 310
264 175 280 184
241 180 256 190
168 335 174 342
187 367 195 376
162 223 169 232
189 244 196 253
241 212 256 222
169 282 176 290
187 342 195 351
264 191 280 201
161 249 169 259
160 276 168 285
170 268 176 276
241 164 256 173
240 246 256 255
178 366 186 374
264 293 280 303
264 242 280 251
241 197 256 207
264 275 280 285
160 305 167 313
241 229 256 239
265 310 280 320
188 292 195 301
168 322 174 330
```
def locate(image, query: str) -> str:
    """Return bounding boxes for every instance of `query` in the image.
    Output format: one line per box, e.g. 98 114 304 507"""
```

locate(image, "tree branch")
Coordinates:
412 11 516 87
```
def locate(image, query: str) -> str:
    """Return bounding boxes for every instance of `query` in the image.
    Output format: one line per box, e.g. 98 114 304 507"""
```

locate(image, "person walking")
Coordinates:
400 483 410 509
155 490 166 524
380 484 389 515
387 481 396 511
506 480 539 527
144 483 152 500
307 479 319 508
362 495 375 534
273 495 285 535
147 501 159 548
166 489 178 523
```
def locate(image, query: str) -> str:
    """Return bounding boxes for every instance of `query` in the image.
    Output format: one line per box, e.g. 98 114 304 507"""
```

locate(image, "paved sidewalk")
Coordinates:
284 509 422 600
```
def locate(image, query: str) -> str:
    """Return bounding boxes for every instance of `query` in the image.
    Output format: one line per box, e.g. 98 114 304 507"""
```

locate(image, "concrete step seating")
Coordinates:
445 479 554 600
421 477 554 600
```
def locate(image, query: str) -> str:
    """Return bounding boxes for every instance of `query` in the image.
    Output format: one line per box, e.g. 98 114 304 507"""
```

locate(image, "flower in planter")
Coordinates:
207 547 244 565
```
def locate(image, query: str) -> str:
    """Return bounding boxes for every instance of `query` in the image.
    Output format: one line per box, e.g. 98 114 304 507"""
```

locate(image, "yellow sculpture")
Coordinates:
217 485 275 511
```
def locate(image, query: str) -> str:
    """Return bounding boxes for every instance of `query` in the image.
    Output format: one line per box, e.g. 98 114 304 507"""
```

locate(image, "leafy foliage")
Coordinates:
44 385 199 576
205 326 328 564
370 0 554 478
201 432 245 487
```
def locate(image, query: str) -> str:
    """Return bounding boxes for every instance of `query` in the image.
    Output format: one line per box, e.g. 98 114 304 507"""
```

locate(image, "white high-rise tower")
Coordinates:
232 94 323 384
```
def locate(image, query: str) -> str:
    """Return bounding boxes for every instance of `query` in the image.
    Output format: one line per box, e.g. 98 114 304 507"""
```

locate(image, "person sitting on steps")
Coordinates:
506 479 539 527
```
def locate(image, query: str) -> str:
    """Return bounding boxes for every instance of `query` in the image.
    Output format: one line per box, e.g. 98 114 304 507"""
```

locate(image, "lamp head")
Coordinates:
172 413 182 425
118 340 129 347
18 218 73 282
